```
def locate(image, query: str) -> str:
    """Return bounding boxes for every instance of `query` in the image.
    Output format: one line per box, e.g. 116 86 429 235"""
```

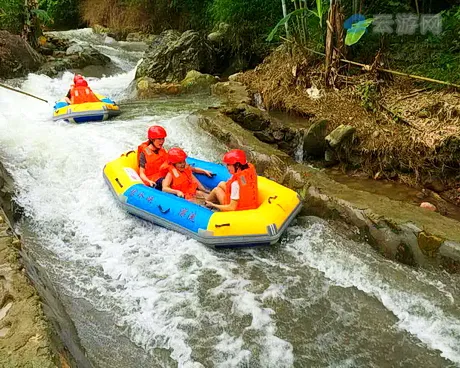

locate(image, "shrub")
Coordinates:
0 0 24 34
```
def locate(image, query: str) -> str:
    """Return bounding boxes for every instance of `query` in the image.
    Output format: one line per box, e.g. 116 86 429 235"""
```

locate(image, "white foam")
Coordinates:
286 224 460 365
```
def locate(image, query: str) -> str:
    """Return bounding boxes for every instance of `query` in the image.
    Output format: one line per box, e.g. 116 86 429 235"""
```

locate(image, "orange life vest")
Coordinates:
137 141 168 183
167 165 198 199
70 86 100 104
225 163 258 210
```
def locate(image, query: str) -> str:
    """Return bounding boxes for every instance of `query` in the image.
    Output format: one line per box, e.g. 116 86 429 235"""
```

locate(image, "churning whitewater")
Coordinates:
1 29 460 367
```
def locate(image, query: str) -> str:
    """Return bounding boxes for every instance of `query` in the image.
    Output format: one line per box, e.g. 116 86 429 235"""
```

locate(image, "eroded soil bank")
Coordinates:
0 163 92 368
234 47 460 210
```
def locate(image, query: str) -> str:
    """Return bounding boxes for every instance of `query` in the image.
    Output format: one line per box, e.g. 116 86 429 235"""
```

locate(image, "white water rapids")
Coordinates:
1 29 460 367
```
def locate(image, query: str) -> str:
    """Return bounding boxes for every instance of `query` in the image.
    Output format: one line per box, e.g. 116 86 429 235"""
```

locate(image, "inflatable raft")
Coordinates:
103 151 302 248
53 94 121 123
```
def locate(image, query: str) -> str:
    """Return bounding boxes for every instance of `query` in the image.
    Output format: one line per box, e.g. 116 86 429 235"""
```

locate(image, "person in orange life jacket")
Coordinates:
138 126 213 189
64 74 83 104
65 76 101 105
161 148 210 201
205 149 258 211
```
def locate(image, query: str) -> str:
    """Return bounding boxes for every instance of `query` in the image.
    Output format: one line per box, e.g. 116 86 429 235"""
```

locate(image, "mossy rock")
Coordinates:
418 231 443 258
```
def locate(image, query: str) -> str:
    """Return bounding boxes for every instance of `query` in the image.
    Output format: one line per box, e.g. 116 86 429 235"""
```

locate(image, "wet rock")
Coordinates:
211 81 251 105
207 23 229 43
126 32 156 43
67 44 110 67
0 30 43 78
420 202 437 211
325 124 356 148
423 177 445 193
254 131 276 144
104 36 117 45
180 70 218 93
39 46 54 56
303 120 328 159
324 149 338 166
66 44 84 55
136 77 182 98
418 231 443 258
107 31 127 41
135 30 216 82
228 72 243 82
272 130 285 140
222 104 271 131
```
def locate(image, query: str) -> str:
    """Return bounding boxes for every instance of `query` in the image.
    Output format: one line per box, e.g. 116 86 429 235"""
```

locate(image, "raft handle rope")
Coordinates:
215 223 230 228
115 178 123 188
126 150 136 156
158 205 170 214
268 196 278 204
0 82 49 103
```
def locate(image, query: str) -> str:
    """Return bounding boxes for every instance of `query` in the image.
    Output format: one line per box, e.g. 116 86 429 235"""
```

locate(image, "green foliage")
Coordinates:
38 0 80 29
0 0 24 33
266 0 329 49
266 8 307 42
31 8 52 26
356 81 378 111
386 6 460 86
209 0 283 64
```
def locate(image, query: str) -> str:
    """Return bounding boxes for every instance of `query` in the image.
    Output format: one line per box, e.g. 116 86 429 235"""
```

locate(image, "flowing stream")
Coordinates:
1 29 460 368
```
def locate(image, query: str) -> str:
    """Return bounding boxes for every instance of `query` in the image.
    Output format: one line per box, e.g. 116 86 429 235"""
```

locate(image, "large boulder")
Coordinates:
303 120 329 159
135 30 216 82
65 43 111 68
136 76 182 99
38 42 112 77
180 70 218 92
0 31 43 78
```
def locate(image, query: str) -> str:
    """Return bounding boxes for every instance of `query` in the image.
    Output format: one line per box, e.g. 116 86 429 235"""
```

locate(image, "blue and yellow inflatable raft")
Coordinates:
53 94 121 124
103 151 302 248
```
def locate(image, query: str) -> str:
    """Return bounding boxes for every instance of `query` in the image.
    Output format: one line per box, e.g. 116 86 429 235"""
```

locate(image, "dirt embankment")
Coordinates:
235 46 460 210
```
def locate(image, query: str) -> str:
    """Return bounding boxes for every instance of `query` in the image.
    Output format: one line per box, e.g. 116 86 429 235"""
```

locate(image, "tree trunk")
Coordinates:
281 0 290 38
22 0 41 48
325 0 345 87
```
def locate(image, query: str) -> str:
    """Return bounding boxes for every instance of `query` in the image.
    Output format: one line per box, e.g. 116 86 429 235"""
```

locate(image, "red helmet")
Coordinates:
223 149 247 165
148 125 167 140
168 147 187 164
73 74 83 83
75 78 88 87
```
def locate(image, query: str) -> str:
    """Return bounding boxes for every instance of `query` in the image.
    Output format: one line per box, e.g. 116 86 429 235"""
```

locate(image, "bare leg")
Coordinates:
206 181 226 203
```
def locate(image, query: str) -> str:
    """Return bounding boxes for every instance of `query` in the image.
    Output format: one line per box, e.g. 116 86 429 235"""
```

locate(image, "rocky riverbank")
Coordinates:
192 81 460 273
0 212 63 367
0 163 92 368
0 30 112 79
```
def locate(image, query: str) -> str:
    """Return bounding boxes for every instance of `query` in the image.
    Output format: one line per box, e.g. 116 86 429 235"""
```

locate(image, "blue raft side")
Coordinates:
186 157 231 189
123 183 214 234
73 114 105 123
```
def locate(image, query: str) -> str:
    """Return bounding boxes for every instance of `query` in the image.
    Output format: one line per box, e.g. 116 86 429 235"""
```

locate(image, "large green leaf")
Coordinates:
345 18 373 46
266 8 307 42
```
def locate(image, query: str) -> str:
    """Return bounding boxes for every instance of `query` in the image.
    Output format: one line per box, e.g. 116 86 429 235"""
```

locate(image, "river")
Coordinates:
1 29 460 368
